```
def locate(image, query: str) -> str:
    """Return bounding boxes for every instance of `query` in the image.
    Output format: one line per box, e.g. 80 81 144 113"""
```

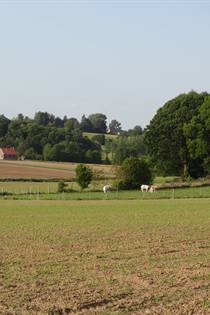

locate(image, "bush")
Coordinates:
112 179 126 190
91 134 105 145
118 157 153 190
75 164 93 191
85 149 101 164
57 181 68 193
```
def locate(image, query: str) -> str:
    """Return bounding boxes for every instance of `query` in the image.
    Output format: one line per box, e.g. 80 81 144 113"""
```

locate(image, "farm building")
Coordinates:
0 147 17 160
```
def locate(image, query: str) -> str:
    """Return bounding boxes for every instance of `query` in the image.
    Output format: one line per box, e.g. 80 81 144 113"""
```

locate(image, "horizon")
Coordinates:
1 0 210 129
2 87 209 131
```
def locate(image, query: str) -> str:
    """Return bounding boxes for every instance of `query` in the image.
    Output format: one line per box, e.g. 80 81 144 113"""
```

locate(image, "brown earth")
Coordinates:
0 160 115 180
0 200 209 315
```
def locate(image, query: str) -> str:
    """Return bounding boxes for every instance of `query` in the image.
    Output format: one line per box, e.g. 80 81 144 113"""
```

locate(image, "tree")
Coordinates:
24 123 48 154
75 164 93 191
0 115 10 138
48 128 65 145
112 135 146 164
127 125 143 136
109 119 122 134
53 117 64 128
104 138 114 163
145 91 209 177
46 143 64 161
17 113 24 121
184 95 210 176
85 149 101 164
25 147 41 160
64 118 80 130
88 113 107 133
80 115 93 132
65 142 83 162
118 157 153 189
43 143 52 161
34 111 55 126
92 134 105 145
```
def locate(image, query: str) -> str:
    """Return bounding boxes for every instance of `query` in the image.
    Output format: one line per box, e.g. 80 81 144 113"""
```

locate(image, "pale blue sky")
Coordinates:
0 0 210 129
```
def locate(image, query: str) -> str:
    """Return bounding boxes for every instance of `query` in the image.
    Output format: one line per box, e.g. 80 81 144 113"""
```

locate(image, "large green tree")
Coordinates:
109 119 122 134
0 115 10 138
80 115 93 132
34 111 55 126
184 95 210 176
145 91 209 177
88 113 107 133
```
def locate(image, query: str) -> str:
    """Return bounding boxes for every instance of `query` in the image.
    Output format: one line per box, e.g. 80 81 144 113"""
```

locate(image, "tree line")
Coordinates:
1 90 210 180
0 112 145 164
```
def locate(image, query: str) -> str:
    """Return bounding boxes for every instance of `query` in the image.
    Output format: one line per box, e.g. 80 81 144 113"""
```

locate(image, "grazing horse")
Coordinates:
140 184 150 192
103 185 111 193
149 185 156 192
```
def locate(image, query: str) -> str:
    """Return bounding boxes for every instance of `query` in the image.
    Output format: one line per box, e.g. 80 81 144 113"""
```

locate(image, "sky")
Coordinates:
0 0 210 129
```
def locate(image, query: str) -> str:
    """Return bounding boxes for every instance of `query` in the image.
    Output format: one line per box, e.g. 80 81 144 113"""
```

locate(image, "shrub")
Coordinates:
112 179 125 190
75 164 93 191
57 180 68 193
118 156 153 190
91 134 105 145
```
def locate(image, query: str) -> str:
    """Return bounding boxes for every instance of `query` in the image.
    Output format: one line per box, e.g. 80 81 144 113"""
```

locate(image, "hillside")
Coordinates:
83 132 118 141
83 132 118 162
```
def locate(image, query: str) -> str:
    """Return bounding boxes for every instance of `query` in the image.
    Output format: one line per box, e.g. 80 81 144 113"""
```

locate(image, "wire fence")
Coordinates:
1 186 210 200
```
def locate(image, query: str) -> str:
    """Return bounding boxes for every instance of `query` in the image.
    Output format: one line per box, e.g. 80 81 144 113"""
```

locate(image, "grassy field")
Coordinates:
0 181 77 194
83 132 118 161
2 185 210 200
0 180 110 195
0 199 209 314
83 132 118 141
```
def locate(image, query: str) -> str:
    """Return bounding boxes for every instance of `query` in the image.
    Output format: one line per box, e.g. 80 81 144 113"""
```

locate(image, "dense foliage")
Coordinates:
117 156 153 189
111 134 146 164
145 91 209 178
184 95 210 176
2 90 210 179
75 164 93 191
0 112 146 165
0 112 107 163
57 180 68 193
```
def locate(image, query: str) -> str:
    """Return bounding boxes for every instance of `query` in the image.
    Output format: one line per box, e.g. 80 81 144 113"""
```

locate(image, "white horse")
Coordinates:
149 185 157 192
103 185 111 193
140 184 150 192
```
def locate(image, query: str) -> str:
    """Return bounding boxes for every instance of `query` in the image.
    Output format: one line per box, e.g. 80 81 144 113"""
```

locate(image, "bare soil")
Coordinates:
0 199 209 315
0 160 115 180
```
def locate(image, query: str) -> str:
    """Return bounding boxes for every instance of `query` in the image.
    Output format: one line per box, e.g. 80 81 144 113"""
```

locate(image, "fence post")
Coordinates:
116 187 119 199
171 188 175 199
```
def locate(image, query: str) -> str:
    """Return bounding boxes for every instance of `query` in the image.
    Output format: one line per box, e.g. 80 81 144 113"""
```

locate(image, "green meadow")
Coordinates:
1 183 210 200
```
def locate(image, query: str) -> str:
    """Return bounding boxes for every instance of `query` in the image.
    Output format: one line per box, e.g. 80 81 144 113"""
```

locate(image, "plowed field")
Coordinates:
0 199 209 314
0 160 114 180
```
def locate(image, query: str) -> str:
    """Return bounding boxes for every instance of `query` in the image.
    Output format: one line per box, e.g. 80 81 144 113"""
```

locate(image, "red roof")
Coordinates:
1 147 17 155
